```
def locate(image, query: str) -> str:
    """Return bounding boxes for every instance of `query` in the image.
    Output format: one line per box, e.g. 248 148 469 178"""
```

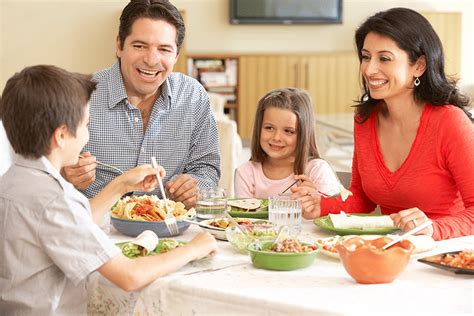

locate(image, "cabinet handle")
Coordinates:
304 62 309 89
294 63 299 87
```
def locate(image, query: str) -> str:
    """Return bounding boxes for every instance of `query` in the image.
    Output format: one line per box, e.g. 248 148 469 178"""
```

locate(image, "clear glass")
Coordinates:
268 195 302 234
196 187 227 220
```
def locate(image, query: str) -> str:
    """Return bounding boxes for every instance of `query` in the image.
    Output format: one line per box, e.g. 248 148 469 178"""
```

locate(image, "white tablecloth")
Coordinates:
88 220 474 316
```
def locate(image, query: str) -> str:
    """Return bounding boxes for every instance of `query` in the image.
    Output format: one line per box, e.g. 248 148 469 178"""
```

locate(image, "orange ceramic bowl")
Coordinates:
335 236 414 284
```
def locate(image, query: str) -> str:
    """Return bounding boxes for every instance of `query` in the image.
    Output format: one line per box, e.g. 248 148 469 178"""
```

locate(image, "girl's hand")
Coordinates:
291 174 316 191
120 164 164 194
390 208 434 236
291 185 322 220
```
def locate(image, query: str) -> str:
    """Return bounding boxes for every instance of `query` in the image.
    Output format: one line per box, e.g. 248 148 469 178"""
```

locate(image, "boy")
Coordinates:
0 65 216 315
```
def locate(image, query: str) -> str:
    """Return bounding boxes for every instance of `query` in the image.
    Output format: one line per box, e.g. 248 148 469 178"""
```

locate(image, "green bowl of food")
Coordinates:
225 223 278 254
247 239 318 271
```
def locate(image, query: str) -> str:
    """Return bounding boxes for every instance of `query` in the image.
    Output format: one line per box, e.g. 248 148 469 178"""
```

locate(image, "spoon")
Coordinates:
382 220 433 250
222 210 249 235
272 225 289 247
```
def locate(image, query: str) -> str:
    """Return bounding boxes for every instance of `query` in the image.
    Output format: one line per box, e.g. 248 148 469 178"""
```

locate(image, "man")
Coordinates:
63 0 220 208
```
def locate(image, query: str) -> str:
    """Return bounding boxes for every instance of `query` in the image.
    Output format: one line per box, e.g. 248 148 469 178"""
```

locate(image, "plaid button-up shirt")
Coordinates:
82 61 220 198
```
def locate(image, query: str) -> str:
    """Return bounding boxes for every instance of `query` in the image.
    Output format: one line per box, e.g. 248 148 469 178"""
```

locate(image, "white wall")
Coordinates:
0 0 472 172
173 0 474 87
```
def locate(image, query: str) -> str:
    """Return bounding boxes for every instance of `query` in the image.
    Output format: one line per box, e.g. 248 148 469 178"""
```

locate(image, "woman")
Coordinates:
294 7 473 240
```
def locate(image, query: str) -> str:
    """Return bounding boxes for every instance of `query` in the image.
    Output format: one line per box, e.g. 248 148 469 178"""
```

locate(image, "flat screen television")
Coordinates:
229 0 342 25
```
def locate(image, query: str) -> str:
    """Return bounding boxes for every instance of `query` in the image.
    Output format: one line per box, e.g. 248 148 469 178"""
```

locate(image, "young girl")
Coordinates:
234 88 340 205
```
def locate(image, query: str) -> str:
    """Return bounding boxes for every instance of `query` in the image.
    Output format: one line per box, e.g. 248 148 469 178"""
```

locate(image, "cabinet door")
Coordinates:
304 52 361 114
238 55 300 140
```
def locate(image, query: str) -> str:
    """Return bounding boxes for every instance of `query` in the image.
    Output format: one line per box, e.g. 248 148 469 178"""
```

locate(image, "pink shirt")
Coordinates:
234 159 339 198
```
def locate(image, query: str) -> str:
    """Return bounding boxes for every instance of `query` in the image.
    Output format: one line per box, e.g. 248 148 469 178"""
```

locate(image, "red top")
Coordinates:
321 104 474 240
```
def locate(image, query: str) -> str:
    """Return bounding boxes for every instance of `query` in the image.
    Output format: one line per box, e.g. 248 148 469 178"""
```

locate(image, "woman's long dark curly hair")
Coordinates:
354 7 471 122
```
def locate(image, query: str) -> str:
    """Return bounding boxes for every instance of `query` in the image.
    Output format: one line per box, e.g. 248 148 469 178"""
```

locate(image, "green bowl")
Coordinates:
247 241 318 271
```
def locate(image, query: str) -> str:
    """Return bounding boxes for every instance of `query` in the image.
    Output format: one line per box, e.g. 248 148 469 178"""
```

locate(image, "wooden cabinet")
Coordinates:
238 53 360 140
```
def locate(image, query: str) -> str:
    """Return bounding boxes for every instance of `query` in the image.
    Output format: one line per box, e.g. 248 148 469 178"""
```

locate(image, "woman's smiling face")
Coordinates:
360 32 421 103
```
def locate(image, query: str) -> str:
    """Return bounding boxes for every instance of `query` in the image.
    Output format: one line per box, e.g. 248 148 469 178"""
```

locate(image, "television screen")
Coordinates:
229 0 342 25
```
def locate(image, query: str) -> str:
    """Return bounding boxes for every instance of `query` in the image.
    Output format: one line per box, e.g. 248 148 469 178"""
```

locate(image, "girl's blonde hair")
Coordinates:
250 87 320 174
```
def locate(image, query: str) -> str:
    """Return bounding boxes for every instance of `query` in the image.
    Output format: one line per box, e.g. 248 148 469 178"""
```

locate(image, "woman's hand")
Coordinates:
290 175 321 219
119 164 163 194
390 208 434 236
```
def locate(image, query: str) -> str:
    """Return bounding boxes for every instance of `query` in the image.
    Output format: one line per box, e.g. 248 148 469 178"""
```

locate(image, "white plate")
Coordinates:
199 218 266 241
316 234 436 259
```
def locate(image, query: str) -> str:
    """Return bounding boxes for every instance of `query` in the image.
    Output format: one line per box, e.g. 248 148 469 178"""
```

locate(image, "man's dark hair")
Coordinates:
0 65 96 158
118 0 185 53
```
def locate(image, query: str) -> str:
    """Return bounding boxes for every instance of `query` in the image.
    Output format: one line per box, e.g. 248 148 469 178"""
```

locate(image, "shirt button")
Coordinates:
134 117 139 123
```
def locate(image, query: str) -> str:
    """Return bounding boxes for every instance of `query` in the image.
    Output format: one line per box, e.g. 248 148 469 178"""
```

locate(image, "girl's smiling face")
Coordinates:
260 107 298 162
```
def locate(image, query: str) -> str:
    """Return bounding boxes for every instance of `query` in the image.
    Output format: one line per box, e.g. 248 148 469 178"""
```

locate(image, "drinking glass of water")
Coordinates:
268 195 302 234
196 187 227 220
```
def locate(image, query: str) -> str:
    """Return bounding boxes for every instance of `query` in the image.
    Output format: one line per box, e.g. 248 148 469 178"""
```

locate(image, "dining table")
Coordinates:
87 219 473 316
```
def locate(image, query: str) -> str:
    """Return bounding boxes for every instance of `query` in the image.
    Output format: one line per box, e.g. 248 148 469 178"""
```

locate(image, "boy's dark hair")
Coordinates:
250 87 320 175
0 65 96 159
118 0 185 53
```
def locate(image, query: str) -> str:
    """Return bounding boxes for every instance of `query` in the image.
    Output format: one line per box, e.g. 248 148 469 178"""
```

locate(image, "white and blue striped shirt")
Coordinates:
82 61 220 198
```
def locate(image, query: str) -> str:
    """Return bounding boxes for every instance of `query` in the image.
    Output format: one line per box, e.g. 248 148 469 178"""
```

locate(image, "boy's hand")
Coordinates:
62 151 96 189
120 164 163 194
187 231 217 260
165 174 198 209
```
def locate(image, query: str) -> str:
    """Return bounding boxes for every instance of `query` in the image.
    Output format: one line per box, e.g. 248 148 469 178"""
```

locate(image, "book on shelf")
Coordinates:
200 72 228 87
205 86 235 93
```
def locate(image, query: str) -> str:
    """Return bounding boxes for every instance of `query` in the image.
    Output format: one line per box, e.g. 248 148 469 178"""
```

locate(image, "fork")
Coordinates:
222 210 251 235
79 155 123 174
382 220 433 250
151 157 179 236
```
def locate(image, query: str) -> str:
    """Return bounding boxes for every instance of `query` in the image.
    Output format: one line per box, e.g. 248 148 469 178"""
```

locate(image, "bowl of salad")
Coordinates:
225 223 278 254
247 239 318 271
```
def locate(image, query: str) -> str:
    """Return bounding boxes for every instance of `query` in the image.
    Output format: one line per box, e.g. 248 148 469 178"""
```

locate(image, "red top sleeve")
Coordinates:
320 105 474 240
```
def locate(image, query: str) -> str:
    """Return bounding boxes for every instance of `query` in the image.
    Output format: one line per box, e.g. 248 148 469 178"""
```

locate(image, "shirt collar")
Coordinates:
13 154 69 191
107 61 129 109
107 60 173 110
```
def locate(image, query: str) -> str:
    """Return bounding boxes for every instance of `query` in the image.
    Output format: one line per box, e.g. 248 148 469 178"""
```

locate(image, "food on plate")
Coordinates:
228 198 266 212
317 234 435 259
339 184 353 202
207 217 253 229
329 211 395 230
119 230 159 258
316 236 345 257
157 239 182 253
270 239 317 253
118 237 184 259
429 250 474 269
111 195 195 221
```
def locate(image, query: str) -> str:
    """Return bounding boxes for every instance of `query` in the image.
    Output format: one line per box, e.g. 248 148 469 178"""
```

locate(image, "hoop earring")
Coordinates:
414 77 421 87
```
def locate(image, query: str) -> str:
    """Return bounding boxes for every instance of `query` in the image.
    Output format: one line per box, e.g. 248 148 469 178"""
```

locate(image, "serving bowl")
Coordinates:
247 240 318 271
111 217 192 237
226 223 278 253
335 236 414 284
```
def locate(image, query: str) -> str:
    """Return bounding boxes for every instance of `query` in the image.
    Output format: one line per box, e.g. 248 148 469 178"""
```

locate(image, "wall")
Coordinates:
1 0 473 89
174 0 473 87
